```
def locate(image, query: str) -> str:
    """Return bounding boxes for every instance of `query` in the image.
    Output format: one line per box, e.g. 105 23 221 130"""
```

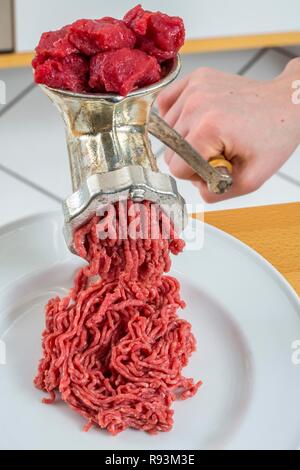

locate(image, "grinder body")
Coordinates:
41 58 187 251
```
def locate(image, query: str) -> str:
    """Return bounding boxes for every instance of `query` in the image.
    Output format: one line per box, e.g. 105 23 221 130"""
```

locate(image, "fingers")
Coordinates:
166 124 224 180
163 96 186 129
157 76 189 116
192 157 258 203
164 116 189 166
192 178 235 203
167 146 196 180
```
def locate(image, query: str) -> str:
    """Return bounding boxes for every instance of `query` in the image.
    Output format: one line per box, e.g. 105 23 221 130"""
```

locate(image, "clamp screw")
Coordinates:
130 188 146 202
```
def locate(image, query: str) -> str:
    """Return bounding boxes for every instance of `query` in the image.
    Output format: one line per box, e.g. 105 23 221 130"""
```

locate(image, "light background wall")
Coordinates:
15 0 300 52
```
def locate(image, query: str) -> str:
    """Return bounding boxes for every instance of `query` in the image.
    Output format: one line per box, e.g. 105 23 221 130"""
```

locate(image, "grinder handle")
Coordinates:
149 111 233 195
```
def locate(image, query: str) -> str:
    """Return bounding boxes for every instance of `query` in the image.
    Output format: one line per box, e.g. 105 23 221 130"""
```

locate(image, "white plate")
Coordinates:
0 212 299 450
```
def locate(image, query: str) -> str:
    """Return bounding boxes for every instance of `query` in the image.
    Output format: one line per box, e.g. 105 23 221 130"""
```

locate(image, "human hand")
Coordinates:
157 58 300 202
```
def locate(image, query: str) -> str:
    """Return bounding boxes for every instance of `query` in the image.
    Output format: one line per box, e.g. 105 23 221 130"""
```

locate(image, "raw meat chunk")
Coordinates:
123 4 152 35
34 54 89 93
32 5 185 95
89 48 161 95
68 17 136 56
124 5 185 61
35 26 77 58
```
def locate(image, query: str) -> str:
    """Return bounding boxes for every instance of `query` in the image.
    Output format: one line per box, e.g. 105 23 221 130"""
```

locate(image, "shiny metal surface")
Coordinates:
40 58 187 251
40 54 233 252
62 166 187 250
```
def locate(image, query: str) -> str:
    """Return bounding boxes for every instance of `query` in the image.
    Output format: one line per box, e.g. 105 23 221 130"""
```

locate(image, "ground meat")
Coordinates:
34 201 201 435
34 54 89 93
32 4 185 95
89 48 161 95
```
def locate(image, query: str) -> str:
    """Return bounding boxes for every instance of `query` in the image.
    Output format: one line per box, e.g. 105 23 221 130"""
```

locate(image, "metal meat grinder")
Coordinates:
40 56 232 252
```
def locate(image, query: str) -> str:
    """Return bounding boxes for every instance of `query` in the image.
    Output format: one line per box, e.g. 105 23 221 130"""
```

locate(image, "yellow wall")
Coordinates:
1 32 300 69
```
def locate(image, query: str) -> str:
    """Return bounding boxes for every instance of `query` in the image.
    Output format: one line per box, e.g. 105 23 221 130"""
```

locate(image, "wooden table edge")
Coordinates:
194 201 300 296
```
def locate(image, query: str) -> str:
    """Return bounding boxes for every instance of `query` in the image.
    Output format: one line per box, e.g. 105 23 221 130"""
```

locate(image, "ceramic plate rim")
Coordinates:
0 211 299 450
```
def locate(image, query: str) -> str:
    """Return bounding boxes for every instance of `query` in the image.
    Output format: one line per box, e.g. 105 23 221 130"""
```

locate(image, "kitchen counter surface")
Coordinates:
204 202 300 295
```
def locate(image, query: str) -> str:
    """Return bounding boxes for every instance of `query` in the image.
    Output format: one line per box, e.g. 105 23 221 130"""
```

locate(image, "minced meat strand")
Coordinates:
34 201 201 435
